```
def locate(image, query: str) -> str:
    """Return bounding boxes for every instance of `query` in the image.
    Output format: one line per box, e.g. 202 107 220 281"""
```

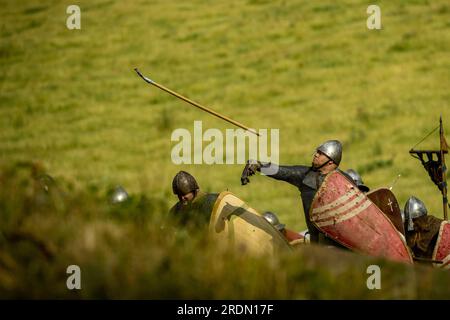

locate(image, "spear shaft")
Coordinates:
134 68 259 136
440 116 448 220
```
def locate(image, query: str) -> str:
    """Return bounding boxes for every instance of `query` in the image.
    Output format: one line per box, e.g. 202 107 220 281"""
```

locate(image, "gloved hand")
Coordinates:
241 160 262 185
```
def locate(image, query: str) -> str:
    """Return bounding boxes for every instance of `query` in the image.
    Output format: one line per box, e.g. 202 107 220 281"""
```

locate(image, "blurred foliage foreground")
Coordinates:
0 162 449 299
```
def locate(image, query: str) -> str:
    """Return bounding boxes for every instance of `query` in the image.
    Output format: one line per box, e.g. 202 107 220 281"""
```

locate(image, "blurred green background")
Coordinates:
1 0 450 298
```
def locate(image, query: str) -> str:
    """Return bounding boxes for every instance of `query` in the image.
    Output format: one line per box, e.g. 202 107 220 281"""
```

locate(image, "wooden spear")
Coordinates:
134 68 259 136
439 116 448 220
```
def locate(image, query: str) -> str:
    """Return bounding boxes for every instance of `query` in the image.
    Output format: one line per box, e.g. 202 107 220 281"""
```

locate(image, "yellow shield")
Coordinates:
209 191 292 256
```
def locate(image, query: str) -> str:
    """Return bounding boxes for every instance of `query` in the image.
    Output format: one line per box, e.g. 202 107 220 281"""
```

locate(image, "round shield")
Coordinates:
209 191 292 256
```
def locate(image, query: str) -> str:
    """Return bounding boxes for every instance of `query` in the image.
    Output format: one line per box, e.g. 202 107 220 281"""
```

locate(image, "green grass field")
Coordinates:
1 0 450 298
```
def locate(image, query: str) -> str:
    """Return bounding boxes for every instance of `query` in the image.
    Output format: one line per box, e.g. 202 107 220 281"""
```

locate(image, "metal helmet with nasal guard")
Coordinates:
404 196 428 231
316 140 342 166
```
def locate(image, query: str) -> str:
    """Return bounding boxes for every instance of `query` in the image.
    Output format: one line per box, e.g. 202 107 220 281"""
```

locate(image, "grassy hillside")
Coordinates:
1 0 450 298
0 162 449 299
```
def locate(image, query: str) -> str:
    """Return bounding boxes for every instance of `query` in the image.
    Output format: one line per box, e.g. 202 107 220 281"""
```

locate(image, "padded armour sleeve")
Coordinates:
260 164 310 188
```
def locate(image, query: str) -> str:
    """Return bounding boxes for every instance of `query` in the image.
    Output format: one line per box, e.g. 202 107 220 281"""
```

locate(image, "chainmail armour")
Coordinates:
261 164 355 245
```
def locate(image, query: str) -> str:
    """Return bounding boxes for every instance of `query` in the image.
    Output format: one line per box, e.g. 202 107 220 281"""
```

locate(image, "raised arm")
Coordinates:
241 160 309 188
261 164 310 188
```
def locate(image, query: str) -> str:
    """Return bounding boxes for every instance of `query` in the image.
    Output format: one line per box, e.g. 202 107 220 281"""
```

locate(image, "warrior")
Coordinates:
345 169 370 193
262 211 308 245
404 196 444 260
169 171 219 228
241 140 356 245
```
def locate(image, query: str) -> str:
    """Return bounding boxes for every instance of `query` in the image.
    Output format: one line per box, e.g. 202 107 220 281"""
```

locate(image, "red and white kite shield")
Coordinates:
310 171 413 264
432 221 450 269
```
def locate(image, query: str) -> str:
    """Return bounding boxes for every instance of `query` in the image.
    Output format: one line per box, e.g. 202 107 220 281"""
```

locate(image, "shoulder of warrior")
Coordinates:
275 164 311 176
205 192 219 202
414 215 442 233
425 215 444 230
197 192 219 209
189 192 218 208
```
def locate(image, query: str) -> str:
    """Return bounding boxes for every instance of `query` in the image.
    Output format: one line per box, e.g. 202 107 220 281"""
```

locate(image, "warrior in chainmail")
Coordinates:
403 196 444 260
169 171 218 229
241 140 355 246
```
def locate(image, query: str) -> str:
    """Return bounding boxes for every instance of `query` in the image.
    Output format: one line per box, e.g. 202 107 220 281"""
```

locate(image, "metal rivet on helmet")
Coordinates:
316 140 342 166
404 196 427 231
262 211 285 231
172 171 199 196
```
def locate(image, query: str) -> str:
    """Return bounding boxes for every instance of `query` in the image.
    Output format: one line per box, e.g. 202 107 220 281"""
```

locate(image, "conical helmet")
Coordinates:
404 196 427 231
316 140 342 165
172 171 199 196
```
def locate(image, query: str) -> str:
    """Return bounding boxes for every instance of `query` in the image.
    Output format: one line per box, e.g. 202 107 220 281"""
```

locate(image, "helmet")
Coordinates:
317 140 342 165
345 169 369 192
400 209 405 224
111 185 129 204
172 171 199 196
262 211 285 231
404 196 427 231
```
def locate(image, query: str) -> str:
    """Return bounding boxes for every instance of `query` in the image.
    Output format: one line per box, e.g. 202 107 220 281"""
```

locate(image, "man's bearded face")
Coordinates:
312 150 331 168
